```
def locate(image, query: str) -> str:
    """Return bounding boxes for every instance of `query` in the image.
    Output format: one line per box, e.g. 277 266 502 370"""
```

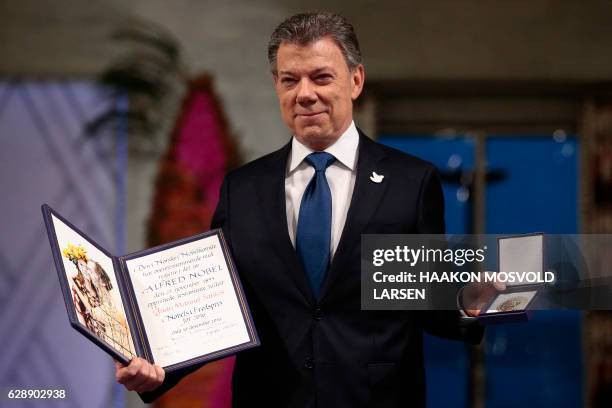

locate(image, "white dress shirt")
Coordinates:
285 121 359 257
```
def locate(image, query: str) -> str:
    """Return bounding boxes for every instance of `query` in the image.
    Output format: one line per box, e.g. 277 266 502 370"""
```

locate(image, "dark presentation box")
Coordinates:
475 233 544 324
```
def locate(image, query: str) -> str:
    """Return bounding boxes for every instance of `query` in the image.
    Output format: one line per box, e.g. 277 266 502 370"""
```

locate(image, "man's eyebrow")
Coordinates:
311 67 335 75
277 67 336 76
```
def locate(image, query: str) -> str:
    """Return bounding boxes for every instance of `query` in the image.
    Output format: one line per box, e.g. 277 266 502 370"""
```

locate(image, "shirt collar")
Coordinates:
288 121 359 173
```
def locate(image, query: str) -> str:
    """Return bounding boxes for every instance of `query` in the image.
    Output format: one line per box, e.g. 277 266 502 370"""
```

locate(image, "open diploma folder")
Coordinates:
42 204 259 372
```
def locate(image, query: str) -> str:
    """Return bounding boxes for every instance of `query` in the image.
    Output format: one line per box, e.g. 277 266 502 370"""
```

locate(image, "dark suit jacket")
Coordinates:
141 130 483 407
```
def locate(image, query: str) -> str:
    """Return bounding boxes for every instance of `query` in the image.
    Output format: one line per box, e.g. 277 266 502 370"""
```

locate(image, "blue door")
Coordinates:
484 136 581 408
380 135 475 408
379 134 581 408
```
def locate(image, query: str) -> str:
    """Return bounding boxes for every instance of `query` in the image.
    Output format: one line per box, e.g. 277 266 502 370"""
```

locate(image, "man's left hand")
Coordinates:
461 280 506 317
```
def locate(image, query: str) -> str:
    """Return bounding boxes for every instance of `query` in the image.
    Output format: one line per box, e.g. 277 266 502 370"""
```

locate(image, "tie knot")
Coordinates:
305 152 336 172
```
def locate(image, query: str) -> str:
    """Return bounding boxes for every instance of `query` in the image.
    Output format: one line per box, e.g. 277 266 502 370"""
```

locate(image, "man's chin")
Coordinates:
295 128 337 150
298 126 324 139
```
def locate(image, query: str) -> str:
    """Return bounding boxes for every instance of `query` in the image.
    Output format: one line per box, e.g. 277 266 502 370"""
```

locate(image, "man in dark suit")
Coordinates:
116 11 484 407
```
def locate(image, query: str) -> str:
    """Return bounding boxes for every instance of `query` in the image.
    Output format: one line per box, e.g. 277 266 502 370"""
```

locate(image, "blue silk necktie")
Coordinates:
296 152 336 299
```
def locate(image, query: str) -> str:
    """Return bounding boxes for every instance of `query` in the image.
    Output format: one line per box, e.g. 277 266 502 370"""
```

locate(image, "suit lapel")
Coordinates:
320 131 388 302
255 141 315 305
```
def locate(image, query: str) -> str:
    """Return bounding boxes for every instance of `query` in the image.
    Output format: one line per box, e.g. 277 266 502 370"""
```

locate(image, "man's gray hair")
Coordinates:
267 11 362 74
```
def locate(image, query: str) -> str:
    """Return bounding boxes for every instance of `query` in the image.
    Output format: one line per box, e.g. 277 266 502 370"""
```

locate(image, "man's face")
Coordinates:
273 37 364 150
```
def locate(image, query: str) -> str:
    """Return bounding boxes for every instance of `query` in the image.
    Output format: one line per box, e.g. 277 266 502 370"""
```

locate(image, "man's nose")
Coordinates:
296 79 317 105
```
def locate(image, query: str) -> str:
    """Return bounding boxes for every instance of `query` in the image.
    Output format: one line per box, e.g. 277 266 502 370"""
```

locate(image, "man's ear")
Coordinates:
272 73 283 95
351 64 365 100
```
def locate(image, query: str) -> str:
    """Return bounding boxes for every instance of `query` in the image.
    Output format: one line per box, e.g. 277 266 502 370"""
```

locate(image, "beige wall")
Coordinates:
3 0 612 154
327 0 612 81
5 1 612 81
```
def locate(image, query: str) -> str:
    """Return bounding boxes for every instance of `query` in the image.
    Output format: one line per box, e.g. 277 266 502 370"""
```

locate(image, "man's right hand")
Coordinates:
115 357 165 393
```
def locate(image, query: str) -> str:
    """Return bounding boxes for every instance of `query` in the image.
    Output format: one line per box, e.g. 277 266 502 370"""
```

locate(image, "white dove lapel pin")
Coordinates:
370 171 384 183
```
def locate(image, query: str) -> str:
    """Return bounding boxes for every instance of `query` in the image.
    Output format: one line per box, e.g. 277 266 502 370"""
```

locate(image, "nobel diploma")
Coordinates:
43 204 259 372
125 235 253 368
